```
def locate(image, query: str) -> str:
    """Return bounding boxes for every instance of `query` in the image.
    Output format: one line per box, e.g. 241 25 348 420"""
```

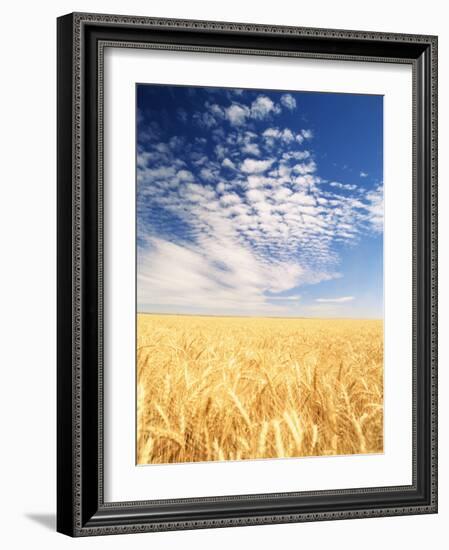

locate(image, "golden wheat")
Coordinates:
137 314 383 464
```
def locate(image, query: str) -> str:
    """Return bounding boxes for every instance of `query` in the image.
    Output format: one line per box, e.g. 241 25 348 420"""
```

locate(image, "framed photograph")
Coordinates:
57 12 438 536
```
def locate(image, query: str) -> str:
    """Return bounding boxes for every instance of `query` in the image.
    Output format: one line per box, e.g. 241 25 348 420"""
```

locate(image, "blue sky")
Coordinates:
136 85 383 318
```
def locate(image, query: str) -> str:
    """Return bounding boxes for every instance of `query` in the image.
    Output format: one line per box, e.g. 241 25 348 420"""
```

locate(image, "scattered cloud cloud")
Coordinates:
329 181 358 191
241 158 275 174
360 170 368 177
365 185 384 233
316 296 355 303
263 127 297 144
137 87 382 316
222 158 236 170
225 103 250 126
224 94 285 127
280 93 297 110
292 160 317 175
250 95 281 119
138 235 304 314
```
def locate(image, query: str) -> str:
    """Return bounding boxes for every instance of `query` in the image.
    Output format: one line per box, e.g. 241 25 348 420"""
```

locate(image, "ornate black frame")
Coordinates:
57 12 438 537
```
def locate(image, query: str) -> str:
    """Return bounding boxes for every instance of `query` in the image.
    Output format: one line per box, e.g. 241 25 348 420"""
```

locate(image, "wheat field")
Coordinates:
137 314 383 465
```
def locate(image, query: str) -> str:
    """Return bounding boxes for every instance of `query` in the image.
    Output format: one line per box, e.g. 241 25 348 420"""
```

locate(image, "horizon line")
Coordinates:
137 311 382 321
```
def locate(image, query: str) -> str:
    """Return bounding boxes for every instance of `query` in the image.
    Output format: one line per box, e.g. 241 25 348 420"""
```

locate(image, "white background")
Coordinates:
105 49 412 501
0 1 446 549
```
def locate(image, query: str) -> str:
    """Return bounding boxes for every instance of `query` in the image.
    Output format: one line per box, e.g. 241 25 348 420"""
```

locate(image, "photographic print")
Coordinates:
136 84 384 465
57 15 437 534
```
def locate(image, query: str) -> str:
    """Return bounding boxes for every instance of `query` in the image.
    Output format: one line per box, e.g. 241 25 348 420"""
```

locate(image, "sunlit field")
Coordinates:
137 314 383 465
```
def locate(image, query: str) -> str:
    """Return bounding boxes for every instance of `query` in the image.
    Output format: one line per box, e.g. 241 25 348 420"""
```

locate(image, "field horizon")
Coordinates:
137 314 383 466
137 311 383 322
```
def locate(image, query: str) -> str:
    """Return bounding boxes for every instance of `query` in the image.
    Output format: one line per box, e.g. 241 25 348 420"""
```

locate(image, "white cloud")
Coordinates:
222 158 236 170
207 103 225 118
360 171 368 177
246 189 266 202
241 158 275 174
242 141 261 156
365 185 383 233
225 103 250 126
274 187 292 202
263 127 296 143
215 144 227 159
136 151 152 168
199 167 216 181
216 182 229 194
176 169 194 181
193 111 217 128
281 129 295 143
301 129 313 140
316 296 355 303
183 183 216 202
245 175 275 189
280 93 297 110
263 127 280 138
138 235 303 314
192 154 208 166
251 95 281 120
293 161 317 175
329 181 357 191
220 193 241 206
138 164 177 182
283 151 310 161
289 192 316 206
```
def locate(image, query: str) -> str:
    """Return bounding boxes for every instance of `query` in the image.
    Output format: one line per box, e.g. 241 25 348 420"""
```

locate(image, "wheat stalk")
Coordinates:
137 314 383 464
